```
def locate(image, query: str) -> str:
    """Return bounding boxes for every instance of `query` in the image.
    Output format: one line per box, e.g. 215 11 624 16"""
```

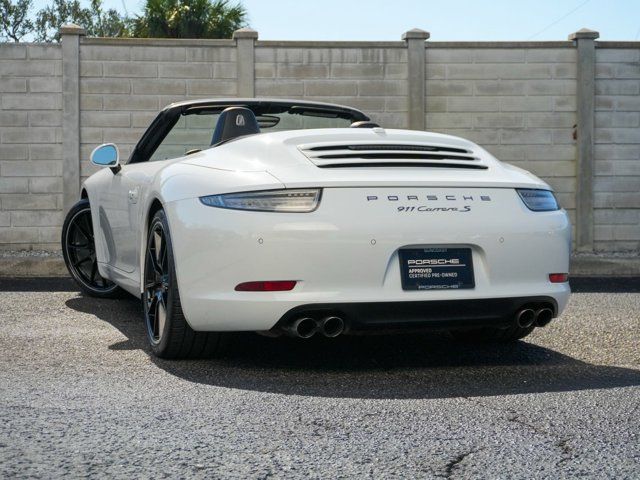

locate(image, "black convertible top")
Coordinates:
163 97 369 119
128 98 369 164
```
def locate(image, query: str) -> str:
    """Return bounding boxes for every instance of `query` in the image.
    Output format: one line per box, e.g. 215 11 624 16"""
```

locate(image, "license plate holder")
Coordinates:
399 247 475 291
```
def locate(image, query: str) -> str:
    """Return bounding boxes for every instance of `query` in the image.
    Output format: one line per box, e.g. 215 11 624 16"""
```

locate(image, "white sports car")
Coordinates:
62 98 571 358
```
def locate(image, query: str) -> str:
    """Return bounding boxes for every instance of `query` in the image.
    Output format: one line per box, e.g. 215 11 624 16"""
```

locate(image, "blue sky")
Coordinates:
31 0 640 41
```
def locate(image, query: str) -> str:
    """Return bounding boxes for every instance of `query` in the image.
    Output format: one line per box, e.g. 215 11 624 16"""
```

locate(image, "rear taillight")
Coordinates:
517 189 560 212
201 189 321 213
235 281 297 292
549 273 569 283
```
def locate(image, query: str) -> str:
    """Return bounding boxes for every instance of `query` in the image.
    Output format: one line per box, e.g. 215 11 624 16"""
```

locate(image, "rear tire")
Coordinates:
450 324 535 343
61 199 122 298
143 209 222 359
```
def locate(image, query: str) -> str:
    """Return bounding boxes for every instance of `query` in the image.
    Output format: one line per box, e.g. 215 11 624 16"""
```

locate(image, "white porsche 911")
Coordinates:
62 98 571 358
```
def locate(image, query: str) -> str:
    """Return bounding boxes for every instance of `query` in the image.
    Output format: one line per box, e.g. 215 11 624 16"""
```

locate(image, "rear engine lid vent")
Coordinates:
298 143 487 170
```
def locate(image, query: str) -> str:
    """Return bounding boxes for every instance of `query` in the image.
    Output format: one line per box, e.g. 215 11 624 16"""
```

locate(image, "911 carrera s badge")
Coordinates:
366 194 490 213
397 205 471 213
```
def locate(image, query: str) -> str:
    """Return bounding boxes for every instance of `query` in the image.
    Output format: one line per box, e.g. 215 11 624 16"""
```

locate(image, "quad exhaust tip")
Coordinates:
288 317 318 339
319 316 345 338
285 315 346 338
515 306 555 329
535 307 554 327
515 308 536 329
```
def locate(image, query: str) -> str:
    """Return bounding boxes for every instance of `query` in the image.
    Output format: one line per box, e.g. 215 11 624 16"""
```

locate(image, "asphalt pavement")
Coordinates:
0 277 638 478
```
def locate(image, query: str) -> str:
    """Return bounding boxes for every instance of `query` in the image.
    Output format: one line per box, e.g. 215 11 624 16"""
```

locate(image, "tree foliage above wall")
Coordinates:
0 0 247 42
34 0 131 42
132 0 247 39
0 0 34 41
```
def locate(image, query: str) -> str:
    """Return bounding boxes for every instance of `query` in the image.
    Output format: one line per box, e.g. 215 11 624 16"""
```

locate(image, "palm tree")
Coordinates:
133 0 247 39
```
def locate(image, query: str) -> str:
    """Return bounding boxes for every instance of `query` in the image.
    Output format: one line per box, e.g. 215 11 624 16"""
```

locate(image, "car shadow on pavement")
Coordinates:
65 294 640 400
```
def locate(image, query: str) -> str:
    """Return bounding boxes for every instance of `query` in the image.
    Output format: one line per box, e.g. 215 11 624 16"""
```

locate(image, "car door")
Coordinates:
96 163 152 275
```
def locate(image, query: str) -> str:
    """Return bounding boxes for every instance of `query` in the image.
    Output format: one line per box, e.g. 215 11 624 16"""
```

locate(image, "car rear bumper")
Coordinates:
272 296 559 333
166 188 571 332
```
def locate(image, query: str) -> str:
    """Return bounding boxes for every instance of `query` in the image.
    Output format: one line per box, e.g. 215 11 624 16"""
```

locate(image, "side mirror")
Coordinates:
90 143 120 173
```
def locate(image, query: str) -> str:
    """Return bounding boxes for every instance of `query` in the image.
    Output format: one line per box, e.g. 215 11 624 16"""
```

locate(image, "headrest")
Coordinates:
211 107 260 145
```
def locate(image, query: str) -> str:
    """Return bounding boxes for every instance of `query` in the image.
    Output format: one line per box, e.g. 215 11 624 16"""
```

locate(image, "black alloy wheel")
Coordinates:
143 209 222 358
144 219 170 345
62 199 120 298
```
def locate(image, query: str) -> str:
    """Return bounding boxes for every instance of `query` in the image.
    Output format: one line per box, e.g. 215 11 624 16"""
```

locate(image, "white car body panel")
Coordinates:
167 188 570 331
82 111 571 332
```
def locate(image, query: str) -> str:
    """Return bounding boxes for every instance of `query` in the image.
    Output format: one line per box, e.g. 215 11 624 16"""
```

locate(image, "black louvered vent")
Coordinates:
308 144 470 154
299 142 487 169
316 162 487 170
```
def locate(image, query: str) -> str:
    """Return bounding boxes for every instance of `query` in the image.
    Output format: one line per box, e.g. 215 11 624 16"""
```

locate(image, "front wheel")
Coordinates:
61 199 121 298
143 209 223 359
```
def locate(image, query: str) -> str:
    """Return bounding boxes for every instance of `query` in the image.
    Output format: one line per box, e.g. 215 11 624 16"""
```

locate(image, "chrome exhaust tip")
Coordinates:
319 316 345 338
515 308 536 329
287 317 318 339
534 307 554 327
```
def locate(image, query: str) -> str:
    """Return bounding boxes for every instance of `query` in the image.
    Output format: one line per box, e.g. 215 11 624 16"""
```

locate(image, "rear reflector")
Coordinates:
235 281 297 292
549 273 569 283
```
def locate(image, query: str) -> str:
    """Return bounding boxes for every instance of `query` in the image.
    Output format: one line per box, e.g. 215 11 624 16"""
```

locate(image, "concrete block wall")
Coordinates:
0 43 63 250
255 43 408 128
79 39 238 180
594 46 640 251
0 28 638 254
424 45 578 230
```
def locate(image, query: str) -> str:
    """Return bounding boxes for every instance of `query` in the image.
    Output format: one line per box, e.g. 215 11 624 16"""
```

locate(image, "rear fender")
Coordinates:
157 163 284 203
136 164 285 294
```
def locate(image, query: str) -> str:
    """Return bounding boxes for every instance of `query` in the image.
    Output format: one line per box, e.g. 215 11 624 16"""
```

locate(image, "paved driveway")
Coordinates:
0 278 638 478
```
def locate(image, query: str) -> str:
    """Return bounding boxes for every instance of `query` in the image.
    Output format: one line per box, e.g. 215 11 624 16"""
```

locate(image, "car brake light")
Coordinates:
235 281 297 292
549 273 569 283
517 189 560 211
200 189 321 212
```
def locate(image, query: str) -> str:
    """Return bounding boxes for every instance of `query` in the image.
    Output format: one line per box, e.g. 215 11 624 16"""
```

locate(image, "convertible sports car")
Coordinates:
62 98 571 358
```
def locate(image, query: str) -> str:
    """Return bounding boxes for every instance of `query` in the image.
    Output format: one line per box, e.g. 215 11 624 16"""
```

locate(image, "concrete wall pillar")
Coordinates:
233 28 258 97
403 28 430 130
60 24 85 214
570 28 599 252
